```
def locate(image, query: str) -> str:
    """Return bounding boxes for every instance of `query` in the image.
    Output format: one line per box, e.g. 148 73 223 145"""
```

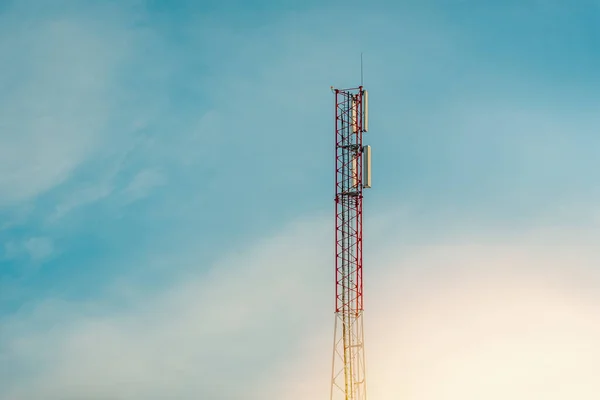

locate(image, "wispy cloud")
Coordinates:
2 208 600 399
0 213 330 399
0 14 118 206
120 168 167 205
49 181 115 222
4 236 54 262
3 1 600 399
0 1 168 211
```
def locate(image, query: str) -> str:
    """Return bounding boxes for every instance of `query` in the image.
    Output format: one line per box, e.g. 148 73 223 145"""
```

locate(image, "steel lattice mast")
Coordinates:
331 86 371 400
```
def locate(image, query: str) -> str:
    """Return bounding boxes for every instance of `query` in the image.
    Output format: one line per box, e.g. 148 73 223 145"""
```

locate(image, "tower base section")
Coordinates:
330 311 367 400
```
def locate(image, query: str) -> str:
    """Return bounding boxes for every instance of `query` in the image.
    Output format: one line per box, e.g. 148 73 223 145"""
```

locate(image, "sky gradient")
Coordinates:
2 0 600 398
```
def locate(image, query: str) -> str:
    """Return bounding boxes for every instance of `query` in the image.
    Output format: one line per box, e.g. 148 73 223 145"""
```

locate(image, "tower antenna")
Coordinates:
329 82 371 400
360 53 364 86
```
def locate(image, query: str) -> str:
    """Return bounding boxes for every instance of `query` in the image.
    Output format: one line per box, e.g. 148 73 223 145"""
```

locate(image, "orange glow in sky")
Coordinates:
366 254 600 400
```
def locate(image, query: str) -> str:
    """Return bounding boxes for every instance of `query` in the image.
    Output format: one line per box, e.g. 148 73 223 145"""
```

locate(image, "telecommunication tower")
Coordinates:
330 85 371 400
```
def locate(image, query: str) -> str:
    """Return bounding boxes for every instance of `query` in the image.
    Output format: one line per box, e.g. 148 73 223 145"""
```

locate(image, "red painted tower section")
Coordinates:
331 86 370 400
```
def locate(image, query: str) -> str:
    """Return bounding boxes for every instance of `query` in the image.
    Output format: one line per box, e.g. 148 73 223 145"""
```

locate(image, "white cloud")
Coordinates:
2 208 600 399
3 4 600 400
0 3 144 207
0 213 331 399
4 236 54 262
121 168 167 204
49 181 114 222
22 237 54 261
265 225 600 400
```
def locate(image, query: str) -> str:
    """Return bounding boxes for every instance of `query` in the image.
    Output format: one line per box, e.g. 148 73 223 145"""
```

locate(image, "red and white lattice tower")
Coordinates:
330 86 371 400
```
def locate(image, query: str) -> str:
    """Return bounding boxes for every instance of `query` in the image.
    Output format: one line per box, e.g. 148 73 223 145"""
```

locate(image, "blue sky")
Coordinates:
2 0 600 398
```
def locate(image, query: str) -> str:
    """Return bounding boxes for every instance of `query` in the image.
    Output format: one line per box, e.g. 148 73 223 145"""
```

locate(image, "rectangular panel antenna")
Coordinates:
363 145 371 188
363 90 369 132
352 156 358 188
352 98 358 133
